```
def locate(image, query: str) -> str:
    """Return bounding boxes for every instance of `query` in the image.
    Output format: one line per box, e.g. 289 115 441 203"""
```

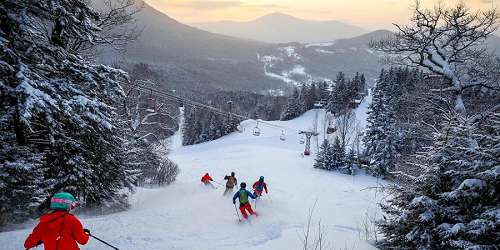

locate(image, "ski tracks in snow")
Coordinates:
0 110 382 250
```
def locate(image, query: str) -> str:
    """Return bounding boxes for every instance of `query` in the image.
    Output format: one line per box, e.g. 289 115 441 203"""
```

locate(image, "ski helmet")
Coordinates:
259 176 264 181
50 192 77 211
240 182 246 188
231 172 235 176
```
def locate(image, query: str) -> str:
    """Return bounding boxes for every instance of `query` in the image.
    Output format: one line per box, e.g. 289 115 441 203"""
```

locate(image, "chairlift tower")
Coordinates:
299 130 319 156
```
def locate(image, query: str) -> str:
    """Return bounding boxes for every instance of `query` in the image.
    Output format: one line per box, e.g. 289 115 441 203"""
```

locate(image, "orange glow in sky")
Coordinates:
144 0 498 30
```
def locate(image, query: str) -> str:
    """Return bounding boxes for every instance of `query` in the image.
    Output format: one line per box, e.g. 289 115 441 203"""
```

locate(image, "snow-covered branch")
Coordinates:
371 1 500 113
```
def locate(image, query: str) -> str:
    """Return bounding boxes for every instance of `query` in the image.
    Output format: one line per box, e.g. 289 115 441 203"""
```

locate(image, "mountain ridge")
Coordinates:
191 12 367 43
98 1 286 92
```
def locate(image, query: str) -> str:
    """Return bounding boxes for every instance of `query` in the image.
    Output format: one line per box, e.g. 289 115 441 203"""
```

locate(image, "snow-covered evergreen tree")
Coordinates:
363 70 399 177
281 88 304 121
182 107 199 146
329 137 347 171
314 137 346 171
378 110 500 249
328 72 348 114
317 81 331 101
314 140 333 170
304 83 318 110
0 145 47 225
182 105 240 146
0 0 135 224
345 149 357 175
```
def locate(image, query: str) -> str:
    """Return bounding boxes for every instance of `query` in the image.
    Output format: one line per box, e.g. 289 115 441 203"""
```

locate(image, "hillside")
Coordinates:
259 30 393 85
192 12 367 44
99 1 285 92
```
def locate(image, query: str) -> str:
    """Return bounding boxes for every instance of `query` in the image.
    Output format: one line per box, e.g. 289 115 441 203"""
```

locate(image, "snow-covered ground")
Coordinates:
0 109 383 250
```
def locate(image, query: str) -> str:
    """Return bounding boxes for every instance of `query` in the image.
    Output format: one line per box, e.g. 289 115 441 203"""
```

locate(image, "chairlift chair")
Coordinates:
253 122 261 136
314 100 327 108
280 130 286 141
327 127 337 134
253 127 261 136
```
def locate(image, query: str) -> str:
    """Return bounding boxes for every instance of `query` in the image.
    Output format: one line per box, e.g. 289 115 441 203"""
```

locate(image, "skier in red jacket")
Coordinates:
24 192 89 250
201 172 216 188
252 176 268 197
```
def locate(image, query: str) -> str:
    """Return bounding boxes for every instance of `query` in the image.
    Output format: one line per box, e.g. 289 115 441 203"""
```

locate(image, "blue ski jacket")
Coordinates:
233 189 256 205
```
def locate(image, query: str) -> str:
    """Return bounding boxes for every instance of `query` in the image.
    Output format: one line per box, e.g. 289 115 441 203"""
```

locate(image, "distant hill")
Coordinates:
192 12 367 44
258 30 393 85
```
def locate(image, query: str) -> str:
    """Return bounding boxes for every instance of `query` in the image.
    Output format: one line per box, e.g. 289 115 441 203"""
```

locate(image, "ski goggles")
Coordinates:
51 198 80 210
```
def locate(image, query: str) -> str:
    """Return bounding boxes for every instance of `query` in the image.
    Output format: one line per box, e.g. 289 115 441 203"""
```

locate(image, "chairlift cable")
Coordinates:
126 83 302 134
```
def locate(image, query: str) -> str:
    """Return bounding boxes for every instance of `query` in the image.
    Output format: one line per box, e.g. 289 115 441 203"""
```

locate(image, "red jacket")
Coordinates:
201 173 213 183
24 211 89 250
253 181 268 193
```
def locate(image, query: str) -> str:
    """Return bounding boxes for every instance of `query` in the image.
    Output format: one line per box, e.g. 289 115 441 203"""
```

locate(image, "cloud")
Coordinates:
163 1 244 10
147 0 284 11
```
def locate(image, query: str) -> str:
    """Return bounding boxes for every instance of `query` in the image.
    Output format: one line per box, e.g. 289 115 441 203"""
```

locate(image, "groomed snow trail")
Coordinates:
0 109 383 250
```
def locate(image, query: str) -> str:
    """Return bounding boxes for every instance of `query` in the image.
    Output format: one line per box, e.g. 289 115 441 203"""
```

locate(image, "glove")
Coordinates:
37 240 43 246
83 228 91 235
233 200 236 204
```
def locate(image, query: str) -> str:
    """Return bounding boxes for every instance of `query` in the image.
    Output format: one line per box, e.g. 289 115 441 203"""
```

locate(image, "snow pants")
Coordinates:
254 190 263 197
223 187 234 196
239 203 254 219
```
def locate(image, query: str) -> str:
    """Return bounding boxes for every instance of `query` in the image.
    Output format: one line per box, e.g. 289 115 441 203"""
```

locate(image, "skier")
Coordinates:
24 192 90 250
233 182 257 219
201 172 215 188
252 176 268 197
223 172 238 196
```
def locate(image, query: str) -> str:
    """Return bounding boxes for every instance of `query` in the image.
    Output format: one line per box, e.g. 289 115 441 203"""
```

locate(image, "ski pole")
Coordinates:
266 193 272 203
89 234 120 250
234 203 241 221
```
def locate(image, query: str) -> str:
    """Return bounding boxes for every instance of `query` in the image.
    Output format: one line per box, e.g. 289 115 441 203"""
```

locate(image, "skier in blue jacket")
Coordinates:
233 182 257 219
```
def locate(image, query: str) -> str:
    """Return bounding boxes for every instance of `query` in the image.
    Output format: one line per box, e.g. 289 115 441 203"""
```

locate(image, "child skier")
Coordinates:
201 173 215 188
252 176 268 197
223 172 238 196
233 182 257 219
24 192 90 250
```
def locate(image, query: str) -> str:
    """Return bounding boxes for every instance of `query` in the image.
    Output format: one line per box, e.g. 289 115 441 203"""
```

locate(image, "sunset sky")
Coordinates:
144 0 498 30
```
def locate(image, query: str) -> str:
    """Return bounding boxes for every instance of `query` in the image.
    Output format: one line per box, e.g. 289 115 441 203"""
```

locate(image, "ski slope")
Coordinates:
0 109 384 250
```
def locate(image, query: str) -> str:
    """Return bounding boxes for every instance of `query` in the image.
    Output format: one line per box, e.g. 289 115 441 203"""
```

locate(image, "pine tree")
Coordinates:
304 83 318 110
329 137 347 170
314 137 347 171
328 72 356 114
0 145 47 225
317 81 330 101
378 111 500 249
208 114 222 140
314 140 333 170
281 88 303 120
360 74 367 95
363 70 399 177
0 0 137 223
182 107 198 146
345 149 357 175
